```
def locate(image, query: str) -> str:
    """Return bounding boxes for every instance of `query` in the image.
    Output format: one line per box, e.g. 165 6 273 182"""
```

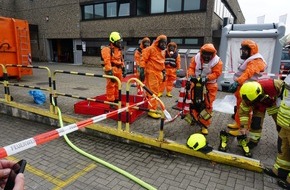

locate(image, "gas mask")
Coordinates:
201 52 213 62
113 39 123 50
240 46 251 60
158 40 167 50
143 41 150 48
168 45 175 55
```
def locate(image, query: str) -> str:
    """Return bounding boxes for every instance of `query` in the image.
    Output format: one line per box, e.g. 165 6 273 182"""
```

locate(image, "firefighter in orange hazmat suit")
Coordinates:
134 37 151 95
219 79 284 157
139 35 167 119
101 32 125 102
186 43 223 135
227 39 267 138
159 42 181 97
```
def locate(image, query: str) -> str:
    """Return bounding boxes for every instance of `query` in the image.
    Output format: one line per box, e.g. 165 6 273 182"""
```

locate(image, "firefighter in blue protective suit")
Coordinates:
219 78 284 157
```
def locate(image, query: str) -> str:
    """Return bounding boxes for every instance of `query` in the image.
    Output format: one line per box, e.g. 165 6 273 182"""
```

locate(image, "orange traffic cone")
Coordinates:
172 78 191 114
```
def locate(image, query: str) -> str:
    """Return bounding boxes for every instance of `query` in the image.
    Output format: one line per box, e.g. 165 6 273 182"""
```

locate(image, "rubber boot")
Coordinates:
201 127 208 135
148 112 161 119
263 167 290 181
277 179 290 190
237 135 252 157
227 122 239 129
157 92 163 97
166 92 173 97
218 130 229 152
247 141 258 149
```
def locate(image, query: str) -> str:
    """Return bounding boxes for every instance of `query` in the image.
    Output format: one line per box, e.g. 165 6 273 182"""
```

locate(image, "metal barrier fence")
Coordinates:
0 64 263 172
0 64 166 140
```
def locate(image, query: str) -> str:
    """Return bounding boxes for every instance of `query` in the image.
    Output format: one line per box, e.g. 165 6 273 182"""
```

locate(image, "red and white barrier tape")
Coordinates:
0 99 149 158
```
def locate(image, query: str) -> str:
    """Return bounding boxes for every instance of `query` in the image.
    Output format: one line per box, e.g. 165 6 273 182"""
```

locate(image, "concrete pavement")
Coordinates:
0 62 284 189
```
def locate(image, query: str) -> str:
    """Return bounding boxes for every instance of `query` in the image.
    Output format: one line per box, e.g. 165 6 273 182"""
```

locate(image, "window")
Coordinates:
82 1 134 20
137 0 148 16
151 0 165 14
107 2 117 17
84 5 94 19
168 37 203 47
170 38 183 44
167 0 182 12
184 0 200 11
119 3 130 17
95 4 104 18
150 0 205 14
214 0 234 21
185 38 198 45
81 0 205 20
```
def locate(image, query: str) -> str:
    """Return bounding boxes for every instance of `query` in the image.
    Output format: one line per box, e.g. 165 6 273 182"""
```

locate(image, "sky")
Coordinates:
237 0 290 35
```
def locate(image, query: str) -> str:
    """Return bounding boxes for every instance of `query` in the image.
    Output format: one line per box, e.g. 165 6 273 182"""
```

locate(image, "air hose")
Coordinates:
55 105 157 190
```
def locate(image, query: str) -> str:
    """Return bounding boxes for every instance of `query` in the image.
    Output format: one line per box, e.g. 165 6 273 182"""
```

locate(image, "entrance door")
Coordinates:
50 39 73 63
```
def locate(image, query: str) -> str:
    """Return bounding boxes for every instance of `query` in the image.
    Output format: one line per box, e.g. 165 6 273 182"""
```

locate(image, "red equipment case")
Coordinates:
74 94 148 123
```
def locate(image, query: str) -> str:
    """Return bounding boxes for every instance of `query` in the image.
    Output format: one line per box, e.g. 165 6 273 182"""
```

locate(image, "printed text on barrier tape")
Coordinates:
0 100 148 158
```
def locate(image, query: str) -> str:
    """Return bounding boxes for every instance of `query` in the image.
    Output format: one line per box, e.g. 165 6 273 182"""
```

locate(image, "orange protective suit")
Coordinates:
101 44 124 102
134 37 150 95
232 40 267 127
159 42 181 95
140 35 167 111
187 43 223 128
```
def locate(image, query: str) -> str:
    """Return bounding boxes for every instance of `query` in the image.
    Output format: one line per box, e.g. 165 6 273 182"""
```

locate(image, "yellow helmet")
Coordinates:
186 133 207 151
240 82 262 101
109 32 122 43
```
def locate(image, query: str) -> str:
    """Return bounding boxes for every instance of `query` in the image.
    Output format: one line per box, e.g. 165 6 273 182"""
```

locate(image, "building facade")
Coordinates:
0 0 244 65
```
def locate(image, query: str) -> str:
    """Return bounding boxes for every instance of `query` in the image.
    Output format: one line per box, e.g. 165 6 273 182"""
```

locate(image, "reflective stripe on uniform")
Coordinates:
248 131 261 141
266 106 278 115
277 103 290 128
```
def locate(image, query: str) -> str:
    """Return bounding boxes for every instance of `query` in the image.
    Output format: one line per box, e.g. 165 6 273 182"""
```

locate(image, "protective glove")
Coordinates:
228 81 239 93
105 70 115 82
162 69 166 82
139 67 145 82
122 67 126 78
